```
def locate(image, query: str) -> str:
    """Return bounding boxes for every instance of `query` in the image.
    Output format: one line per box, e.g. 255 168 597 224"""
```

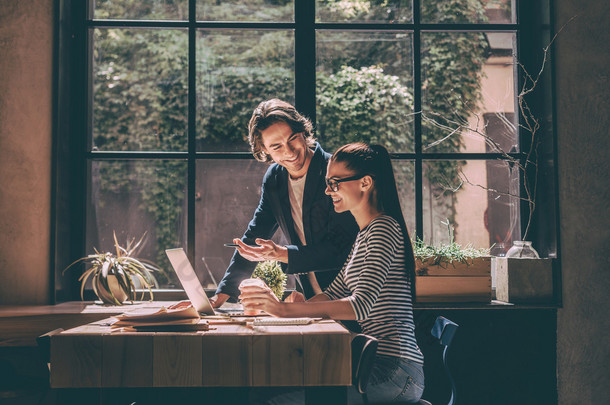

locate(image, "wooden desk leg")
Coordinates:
305 386 348 405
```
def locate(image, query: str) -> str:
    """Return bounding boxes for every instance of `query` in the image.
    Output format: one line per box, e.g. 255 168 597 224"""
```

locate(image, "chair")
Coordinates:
351 334 379 400
352 316 458 405
418 316 459 405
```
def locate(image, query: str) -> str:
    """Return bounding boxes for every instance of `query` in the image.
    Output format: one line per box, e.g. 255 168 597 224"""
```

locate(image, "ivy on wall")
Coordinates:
90 0 490 278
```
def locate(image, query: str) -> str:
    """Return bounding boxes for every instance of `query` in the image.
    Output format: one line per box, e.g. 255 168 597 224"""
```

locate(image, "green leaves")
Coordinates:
252 261 287 300
89 0 493 287
413 237 490 266
317 65 413 152
413 219 490 266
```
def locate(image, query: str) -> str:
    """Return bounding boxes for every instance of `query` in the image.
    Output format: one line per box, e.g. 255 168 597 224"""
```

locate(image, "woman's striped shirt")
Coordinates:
324 215 424 363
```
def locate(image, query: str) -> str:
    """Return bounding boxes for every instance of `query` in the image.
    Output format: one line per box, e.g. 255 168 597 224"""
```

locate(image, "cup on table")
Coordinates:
239 278 267 316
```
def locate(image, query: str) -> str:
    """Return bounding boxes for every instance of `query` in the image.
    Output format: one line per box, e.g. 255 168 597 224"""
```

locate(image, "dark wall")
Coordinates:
554 0 610 403
0 0 53 304
416 309 557 405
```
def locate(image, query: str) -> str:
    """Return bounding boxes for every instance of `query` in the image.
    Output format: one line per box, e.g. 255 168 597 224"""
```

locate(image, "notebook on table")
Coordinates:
252 317 320 326
165 248 244 316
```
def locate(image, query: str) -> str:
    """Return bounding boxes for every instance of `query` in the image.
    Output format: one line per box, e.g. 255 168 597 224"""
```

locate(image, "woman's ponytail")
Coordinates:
332 143 417 300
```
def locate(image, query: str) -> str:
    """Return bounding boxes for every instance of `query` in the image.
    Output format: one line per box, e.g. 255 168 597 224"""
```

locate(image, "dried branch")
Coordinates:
419 34 558 240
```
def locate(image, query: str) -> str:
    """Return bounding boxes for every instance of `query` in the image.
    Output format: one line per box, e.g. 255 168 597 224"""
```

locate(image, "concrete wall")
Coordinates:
554 0 610 403
0 0 609 402
0 0 53 304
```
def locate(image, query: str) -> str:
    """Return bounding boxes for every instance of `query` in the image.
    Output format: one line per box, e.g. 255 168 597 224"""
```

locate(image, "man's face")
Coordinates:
261 121 313 179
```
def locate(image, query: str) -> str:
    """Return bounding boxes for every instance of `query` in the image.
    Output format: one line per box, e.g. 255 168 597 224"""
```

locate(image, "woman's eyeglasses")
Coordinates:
325 174 368 192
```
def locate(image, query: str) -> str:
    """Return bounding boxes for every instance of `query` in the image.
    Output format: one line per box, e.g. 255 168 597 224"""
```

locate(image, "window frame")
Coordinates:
53 0 559 302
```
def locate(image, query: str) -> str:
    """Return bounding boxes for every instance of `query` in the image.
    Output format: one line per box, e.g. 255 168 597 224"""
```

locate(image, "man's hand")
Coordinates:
234 238 289 263
208 293 229 308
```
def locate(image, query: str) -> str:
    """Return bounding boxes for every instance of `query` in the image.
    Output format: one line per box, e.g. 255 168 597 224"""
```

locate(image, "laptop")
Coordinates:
165 248 243 316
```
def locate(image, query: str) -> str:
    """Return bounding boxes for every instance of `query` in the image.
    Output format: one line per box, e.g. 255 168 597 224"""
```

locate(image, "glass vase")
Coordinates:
505 241 540 259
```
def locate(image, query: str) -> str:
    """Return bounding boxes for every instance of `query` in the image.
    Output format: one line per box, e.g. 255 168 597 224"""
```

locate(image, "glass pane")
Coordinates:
92 0 188 20
392 160 416 237
421 0 514 24
422 160 519 255
196 30 295 152
316 31 413 153
421 32 516 153
197 0 294 22
316 0 412 23
87 160 188 289
92 28 188 152
195 159 292 289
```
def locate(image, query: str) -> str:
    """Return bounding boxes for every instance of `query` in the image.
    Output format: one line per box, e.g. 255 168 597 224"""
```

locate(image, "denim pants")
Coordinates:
251 354 424 405
356 354 425 404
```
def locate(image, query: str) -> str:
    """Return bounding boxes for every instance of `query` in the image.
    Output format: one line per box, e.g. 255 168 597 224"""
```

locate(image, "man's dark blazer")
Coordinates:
215 143 359 299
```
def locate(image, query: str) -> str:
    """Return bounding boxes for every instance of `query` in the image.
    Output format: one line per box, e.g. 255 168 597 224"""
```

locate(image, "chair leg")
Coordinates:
442 346 456 405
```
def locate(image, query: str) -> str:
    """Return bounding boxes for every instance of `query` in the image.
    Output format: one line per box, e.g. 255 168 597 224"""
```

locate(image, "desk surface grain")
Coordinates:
50 317 351 389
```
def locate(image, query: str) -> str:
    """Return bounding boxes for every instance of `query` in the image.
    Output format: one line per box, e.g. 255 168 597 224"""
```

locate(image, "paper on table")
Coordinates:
111 300 201 329
114 300 199 322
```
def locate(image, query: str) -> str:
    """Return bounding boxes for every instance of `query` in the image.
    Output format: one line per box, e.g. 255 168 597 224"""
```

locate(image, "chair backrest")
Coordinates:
431 316 459 405
351 333 379 394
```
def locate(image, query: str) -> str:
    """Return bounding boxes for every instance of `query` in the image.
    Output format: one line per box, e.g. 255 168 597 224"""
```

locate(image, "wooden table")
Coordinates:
49 314 352 404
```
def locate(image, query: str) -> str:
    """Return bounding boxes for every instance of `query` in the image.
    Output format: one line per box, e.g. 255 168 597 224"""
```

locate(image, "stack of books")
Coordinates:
111 300 209 332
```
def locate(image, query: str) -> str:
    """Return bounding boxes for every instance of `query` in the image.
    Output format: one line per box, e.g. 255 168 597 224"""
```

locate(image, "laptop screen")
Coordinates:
165 248 215 315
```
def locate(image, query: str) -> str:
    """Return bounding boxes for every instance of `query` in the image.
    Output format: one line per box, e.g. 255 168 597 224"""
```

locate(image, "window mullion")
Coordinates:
294 0 316 121
187 0 197 263
413 0 424 241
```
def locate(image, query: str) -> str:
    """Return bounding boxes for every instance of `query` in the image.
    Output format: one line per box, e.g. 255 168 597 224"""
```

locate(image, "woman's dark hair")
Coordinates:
248 99 316 163
330 143 417 299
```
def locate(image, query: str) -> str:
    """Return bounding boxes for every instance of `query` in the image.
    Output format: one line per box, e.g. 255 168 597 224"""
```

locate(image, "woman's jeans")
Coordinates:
356 354 425 404
252 354 424 405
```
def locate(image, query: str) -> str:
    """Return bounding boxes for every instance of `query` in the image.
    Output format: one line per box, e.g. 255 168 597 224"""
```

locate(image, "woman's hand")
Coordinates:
239 284 284 317
284 291 305 303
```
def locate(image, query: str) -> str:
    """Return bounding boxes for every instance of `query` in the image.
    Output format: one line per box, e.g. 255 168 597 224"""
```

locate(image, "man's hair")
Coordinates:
248 99 316 163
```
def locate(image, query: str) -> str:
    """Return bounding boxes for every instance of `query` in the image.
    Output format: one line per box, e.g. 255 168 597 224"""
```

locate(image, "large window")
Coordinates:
55 0 556 298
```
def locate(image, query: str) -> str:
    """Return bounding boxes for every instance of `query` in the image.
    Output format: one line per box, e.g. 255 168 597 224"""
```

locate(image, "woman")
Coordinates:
240 143 424 403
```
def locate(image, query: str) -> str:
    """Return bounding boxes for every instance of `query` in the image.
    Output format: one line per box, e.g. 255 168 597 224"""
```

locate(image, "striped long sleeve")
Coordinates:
324 215 423 363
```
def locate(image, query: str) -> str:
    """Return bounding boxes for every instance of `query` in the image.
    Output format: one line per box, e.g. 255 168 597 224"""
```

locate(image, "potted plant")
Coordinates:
252 260 287 300
414 221 492 303
63 232 159 305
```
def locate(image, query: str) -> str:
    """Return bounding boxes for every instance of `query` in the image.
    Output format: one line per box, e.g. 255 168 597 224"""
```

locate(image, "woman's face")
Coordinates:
325 160 370 213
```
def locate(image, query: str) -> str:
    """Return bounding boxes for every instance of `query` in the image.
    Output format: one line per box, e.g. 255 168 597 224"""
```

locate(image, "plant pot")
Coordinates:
95 275 129 305
415 256 492 302
494 257 553 304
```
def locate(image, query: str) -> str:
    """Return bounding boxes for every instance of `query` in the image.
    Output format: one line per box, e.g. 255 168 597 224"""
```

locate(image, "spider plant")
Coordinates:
63 232 159 305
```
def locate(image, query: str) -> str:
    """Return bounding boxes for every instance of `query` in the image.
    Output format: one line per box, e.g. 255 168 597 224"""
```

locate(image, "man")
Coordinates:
210 99 359 307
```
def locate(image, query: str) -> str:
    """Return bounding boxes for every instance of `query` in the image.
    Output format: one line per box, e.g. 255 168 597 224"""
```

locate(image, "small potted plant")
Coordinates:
414 220 491 302
251 260 287 300
63 232 159 305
